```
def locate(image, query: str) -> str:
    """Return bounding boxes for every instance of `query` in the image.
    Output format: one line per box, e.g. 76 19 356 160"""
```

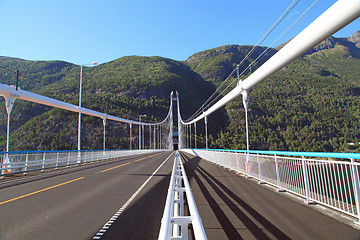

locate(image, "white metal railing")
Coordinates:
181 149 360 224
0 149 164 176
159 151 207 240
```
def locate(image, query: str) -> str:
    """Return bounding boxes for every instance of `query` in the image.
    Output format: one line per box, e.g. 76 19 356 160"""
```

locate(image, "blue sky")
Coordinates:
0 0 359 65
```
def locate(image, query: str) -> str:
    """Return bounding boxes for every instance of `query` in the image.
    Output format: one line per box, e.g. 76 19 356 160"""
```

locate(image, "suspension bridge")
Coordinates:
1 0 360 239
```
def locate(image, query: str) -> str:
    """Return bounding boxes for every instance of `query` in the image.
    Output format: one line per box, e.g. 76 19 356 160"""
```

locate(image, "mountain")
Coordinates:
0 30 360 152
276 30 360 58
186 45 277 84
0 57 76 90
0 56 215 150
347 30 360 46
204 31 360 152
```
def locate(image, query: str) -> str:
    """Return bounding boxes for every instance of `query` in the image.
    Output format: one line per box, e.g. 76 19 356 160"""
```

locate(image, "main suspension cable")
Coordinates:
184 0 318 123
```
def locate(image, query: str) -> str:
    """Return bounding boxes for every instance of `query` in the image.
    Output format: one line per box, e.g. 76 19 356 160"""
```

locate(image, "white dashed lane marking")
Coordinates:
92 153 173 239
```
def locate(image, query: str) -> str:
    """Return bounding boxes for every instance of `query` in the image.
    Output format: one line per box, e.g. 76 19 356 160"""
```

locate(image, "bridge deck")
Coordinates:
181 152 360 240
0 151 174 240
0 150 359 239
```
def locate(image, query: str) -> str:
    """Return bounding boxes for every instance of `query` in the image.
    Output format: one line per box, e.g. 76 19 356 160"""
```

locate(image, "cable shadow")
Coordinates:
181 152 292 240
180 152 243 239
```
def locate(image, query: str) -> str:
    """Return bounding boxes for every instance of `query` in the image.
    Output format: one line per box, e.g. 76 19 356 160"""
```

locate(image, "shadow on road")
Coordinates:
181 152 291 240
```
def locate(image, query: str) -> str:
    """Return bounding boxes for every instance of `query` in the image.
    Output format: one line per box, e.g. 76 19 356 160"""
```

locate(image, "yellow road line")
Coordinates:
147 152 163 158
100 162 131 173
135 157 147 162
101 152 164 171
0 177 84 206
134 152 163 162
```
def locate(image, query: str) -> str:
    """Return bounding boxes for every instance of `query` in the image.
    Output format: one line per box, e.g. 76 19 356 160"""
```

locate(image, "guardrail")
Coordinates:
158 151 207 240
181 149 360 224
0 149 164 176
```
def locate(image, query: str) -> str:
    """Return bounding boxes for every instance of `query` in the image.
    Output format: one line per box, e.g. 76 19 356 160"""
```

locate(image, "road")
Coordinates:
2 150 359 240
0 151 174 240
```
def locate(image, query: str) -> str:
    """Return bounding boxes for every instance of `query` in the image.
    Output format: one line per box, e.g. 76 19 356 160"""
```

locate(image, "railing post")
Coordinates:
173 160 181 237
245 153 249 178
350 159 360 224
41 152 46 171
67 151 70 167
179 190 185 216
77 150 81 164
235 152 240 174
83 151 86 164
274 154 282 192
257 153 263 184
302 156 312 204
24 153 29 175
56 152 59 169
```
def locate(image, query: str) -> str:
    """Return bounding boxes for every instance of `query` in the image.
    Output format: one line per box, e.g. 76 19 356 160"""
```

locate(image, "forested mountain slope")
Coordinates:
200 31 360 152
0 56 214 150
0 30 359 152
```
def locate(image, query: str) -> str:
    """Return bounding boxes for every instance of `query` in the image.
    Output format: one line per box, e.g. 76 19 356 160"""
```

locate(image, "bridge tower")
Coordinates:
172 92 179 150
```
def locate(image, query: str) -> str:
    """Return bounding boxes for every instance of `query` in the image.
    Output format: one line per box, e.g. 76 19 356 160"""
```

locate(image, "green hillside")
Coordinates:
1 30 360 152
200 32 360 152
186 45 277 85
0 56 214 151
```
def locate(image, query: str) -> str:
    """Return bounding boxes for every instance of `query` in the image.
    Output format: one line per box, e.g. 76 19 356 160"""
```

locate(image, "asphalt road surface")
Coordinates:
2 150 359 240
0 151 174 240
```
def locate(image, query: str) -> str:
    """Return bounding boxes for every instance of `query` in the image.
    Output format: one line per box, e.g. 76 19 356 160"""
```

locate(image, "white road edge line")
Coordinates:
92 152 173 239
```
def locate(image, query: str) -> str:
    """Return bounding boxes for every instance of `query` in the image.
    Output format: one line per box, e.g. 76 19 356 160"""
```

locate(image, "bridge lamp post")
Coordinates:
154 125 156 149
149 125 152 149
194 122 197 149
78 62 98 152
143 123 145 149
129 123 132 150
159 125 162 149
189 124 192 148
138 114 146 149
102 118 106 150
241 90 250 153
